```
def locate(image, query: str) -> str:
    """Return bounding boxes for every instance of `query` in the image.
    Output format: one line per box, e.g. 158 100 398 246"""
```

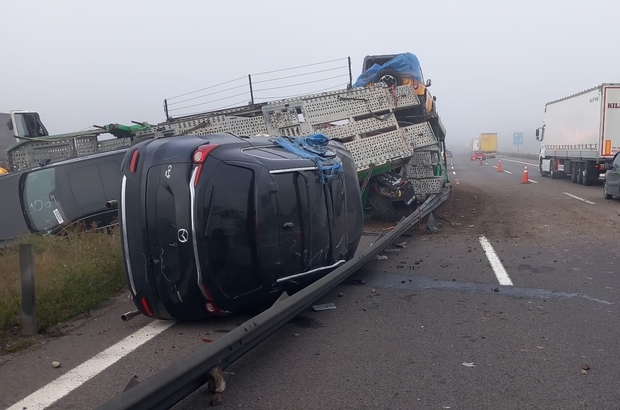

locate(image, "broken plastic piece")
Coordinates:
312 303 337 312
375 255 388 260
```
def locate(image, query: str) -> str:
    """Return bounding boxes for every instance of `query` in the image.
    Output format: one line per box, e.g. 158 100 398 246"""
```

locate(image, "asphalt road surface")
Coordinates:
2 154 619 410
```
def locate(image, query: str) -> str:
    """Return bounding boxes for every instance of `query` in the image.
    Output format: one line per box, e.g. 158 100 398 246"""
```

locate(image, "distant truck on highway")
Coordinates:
479 133 497 158
471 138 480 153
535 84 620 185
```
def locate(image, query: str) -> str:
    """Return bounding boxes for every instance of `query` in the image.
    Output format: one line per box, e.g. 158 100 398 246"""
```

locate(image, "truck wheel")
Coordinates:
550 165 559 179
571 166 578 183
582 162 593 186
366 190 400 222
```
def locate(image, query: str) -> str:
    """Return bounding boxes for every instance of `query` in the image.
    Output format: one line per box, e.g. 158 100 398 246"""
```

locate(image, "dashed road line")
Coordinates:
6 320 175 410
563 192 595 205
452 171 456 175
503 170 513 174
499 157 539 167
528 179 538 184
479 236 513 286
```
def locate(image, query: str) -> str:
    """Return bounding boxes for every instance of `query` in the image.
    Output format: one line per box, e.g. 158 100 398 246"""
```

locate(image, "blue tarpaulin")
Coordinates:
354 52 423 88
270 134 343 183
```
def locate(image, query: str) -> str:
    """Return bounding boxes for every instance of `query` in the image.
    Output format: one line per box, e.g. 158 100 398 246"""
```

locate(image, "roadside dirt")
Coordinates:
366 180 620 243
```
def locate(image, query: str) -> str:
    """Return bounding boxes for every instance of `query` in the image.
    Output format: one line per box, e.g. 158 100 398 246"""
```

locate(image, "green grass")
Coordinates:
0 224 126 352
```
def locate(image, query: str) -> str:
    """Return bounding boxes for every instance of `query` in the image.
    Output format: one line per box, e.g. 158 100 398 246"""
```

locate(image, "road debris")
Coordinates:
375 255 388 260
312 303 337 312
395 241 407 248
349 279 366 285
208 366 226 406
52 361 61 368
582 363 591 375
462 362 475 368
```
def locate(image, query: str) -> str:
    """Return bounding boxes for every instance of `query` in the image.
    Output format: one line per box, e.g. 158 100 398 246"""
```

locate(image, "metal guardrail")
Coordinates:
95 186 451 410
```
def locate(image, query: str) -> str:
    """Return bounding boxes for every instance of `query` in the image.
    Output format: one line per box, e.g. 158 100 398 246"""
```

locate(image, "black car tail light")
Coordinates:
202 285 222 315
129 149 140 173
140 296 153 317
191 144 218 187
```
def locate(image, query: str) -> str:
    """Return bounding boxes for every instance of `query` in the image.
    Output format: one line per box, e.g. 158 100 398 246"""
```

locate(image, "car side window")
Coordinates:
69 164 106 208
614 154 620 168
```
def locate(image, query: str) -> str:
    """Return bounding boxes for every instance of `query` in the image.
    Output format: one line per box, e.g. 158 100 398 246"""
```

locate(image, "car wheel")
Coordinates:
604 183 613 199
373 68 404 88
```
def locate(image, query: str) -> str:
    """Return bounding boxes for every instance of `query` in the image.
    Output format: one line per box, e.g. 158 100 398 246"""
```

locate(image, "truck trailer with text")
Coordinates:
535 83 620 185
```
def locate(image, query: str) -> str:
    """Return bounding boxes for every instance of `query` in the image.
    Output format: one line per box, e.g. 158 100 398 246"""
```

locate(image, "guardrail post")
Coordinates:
19 243 37 336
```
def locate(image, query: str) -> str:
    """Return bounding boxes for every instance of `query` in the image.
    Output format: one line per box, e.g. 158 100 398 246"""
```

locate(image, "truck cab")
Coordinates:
0 111 49 173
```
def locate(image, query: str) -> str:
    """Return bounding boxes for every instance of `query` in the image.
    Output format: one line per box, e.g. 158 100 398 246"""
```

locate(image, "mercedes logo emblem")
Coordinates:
177 229 189 243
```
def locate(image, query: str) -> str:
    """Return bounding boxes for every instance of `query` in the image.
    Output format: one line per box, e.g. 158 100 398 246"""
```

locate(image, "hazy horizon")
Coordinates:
2 0 617 156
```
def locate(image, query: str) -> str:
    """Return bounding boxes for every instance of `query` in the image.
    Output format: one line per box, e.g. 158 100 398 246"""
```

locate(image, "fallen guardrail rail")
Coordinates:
96 186 451 410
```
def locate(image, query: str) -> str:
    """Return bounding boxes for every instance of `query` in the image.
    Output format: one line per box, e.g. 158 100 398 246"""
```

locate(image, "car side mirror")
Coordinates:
425 79 432 87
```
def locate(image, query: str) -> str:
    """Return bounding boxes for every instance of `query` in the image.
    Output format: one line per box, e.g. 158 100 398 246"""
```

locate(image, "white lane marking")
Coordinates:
479 236 513 286
456 179 460 184
485 162 489 165
503 170 513 174
563 192 595 205
499 157 539 167
7 320 175 410
492 165 497 169
452 171 456 175
528 179 538 184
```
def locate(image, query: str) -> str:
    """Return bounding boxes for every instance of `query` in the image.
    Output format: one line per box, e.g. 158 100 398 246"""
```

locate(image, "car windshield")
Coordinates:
21 168 67 233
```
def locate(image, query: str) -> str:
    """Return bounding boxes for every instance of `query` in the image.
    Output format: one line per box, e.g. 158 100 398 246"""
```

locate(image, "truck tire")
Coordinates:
576 163 583 184
550 162 560 179
571 165 578 183
582 162 594 186
366 190 401 222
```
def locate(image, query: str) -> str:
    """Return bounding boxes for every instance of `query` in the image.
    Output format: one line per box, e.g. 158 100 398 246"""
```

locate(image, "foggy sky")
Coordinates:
2 0 617 156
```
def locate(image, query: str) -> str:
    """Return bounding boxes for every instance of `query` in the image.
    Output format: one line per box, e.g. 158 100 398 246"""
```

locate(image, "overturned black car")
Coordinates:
119 133 364 320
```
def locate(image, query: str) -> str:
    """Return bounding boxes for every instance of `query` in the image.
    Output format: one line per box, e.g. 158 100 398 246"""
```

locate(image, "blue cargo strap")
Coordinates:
270 134 343 183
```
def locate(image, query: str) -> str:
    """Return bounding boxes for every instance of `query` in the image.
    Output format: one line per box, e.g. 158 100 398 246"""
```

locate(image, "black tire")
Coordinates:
367 190 412 222
574 163 583 184
582 162 593 186
373 69 404 88
550 164 559 179
571 165 578 183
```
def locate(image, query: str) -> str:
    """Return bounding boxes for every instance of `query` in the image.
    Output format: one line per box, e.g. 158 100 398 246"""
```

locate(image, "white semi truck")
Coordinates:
535 83 620 185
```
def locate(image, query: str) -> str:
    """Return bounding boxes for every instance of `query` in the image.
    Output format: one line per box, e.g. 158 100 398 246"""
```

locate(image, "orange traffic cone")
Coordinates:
497 159 503 172
521 166 529 184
